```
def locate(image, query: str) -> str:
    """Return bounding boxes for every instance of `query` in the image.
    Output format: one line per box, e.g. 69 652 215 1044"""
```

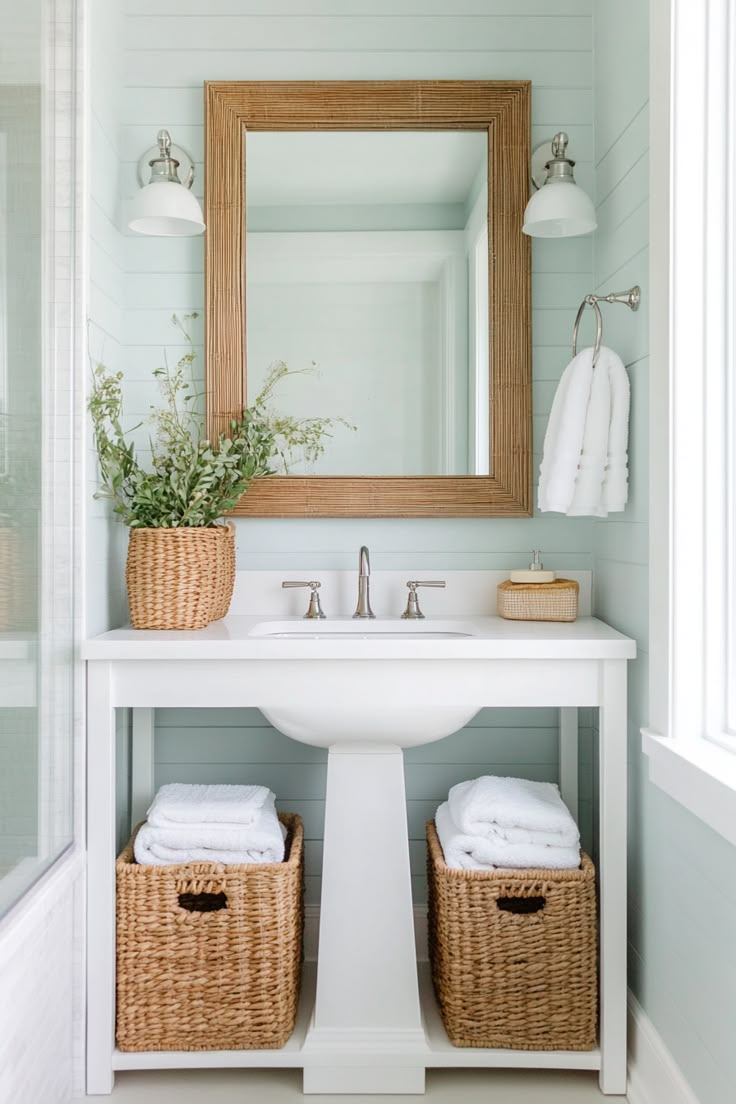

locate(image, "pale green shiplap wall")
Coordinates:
593 4 736 1102
119 0 597 900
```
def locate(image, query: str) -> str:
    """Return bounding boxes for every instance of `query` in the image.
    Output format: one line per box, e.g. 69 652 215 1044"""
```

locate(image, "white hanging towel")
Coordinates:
537 347 596 514
538 345 630 517
145 782 271 829
600 350 631 512
447 775 580 848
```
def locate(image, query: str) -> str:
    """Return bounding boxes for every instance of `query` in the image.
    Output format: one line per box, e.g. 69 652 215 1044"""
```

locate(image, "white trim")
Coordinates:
627 991 700 1104
642 727 736 846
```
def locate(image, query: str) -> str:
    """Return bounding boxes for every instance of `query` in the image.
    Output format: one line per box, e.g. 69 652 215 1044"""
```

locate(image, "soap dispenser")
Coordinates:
509 550 556 584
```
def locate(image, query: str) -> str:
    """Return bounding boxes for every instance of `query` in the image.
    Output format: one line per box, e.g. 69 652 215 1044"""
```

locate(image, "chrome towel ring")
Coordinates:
572 286 641 364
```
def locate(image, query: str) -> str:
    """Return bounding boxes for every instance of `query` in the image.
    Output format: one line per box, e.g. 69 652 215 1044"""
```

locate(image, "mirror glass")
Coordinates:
245 131 489 477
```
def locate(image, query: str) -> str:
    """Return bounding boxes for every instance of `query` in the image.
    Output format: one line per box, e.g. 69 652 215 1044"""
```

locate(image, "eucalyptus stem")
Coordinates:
88 315 355 528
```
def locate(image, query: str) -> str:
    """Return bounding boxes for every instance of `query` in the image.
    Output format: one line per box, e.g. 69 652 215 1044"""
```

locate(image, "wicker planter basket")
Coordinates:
497 578 579 622
125 522 235 630
116 813 304 1052
427 820 597 1051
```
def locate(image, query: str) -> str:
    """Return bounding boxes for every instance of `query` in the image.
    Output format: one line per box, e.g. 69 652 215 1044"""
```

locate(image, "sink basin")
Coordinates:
250 618 481 747
249 617 476 640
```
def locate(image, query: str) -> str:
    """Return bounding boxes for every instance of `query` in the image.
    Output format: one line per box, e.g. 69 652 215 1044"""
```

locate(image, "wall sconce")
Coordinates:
128 129 205 237
522 132 597 238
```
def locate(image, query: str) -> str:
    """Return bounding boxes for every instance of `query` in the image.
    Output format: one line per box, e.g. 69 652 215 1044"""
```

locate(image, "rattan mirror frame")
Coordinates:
204 80 532 517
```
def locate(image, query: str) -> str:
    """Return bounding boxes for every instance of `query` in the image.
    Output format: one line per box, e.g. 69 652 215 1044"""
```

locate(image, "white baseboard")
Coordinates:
627 993 700 1104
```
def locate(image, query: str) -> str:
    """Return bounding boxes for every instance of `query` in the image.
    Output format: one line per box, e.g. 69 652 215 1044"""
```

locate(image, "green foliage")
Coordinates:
88 314 352 528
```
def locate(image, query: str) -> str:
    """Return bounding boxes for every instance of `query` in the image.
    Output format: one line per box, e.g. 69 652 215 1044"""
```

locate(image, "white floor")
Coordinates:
72 1068 628 1102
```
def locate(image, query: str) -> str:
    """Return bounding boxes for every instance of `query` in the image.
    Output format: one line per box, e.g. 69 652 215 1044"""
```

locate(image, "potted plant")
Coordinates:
89 314 347 629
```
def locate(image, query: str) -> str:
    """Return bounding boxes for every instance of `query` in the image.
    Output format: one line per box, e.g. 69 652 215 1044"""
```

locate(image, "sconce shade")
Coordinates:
522 131 597 239
128 128 205 237
129 179 206 237
522 178 597 238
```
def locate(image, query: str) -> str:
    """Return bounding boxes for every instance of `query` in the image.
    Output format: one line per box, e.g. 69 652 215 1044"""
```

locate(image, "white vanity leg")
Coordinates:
559 707 579 821
86 662 117 1095
598 660 628 1095
303 744 426 1095
131 707 155 827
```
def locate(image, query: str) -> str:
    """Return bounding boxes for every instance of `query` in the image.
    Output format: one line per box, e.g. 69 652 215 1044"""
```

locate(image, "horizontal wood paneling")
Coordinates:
127 15 591 54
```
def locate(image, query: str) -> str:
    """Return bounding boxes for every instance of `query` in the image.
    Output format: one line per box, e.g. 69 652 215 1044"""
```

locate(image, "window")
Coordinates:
643 0 736 845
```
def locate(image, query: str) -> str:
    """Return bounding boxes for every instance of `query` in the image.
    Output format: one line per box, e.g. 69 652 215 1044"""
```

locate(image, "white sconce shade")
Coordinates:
128 129 205 237
522 132 596 239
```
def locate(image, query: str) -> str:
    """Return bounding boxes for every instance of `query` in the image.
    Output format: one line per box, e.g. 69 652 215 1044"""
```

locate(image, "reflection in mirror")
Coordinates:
245 131 489 477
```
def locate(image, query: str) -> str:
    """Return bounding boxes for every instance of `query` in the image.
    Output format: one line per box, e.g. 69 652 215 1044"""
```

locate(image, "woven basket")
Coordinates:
497 578 579 622
125 523 235 630
427 820 597 1051
116 813 304 1052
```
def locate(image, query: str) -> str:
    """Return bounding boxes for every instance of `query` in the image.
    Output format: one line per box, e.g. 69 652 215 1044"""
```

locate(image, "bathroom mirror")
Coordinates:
205 81 532 516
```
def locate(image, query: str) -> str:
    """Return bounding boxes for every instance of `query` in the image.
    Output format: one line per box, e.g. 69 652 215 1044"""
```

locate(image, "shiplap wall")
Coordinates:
117 0 597 901
594 5 736 1103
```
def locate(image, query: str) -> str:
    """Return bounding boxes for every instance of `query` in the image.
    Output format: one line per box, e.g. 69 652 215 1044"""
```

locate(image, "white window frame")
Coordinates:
643 0 736 845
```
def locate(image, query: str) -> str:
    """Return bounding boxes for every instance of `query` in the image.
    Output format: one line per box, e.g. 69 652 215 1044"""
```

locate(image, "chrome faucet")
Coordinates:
353 545 375 619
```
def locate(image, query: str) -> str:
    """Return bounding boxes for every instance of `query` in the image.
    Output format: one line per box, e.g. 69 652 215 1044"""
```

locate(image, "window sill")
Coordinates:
641 728 736 847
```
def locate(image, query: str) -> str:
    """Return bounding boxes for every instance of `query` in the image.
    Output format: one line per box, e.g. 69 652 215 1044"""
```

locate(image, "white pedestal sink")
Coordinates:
255 618 481 1094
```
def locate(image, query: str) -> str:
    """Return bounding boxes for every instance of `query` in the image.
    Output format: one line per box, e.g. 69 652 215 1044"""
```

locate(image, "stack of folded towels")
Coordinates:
435 775 581 870
133 783 287 866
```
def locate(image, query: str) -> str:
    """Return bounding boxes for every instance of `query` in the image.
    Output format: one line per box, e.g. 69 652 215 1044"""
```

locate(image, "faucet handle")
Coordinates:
401 580 446 620
282 580 325 619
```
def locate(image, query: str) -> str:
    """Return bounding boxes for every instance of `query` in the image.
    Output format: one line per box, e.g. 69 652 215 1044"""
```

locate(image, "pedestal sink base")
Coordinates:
303 744 425 1091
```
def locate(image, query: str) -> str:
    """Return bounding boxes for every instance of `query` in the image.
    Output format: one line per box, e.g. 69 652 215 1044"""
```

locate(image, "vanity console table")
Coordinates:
83 608 635 1097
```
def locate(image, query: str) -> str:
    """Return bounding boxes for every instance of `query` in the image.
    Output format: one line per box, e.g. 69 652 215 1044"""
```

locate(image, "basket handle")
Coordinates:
497 895 546 914
177 890 228 913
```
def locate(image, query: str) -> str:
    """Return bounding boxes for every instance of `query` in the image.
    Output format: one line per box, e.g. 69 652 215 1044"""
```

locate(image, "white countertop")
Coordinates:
82 614 636 662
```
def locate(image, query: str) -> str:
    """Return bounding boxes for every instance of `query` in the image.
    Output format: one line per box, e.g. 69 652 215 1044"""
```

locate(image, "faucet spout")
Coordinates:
353 545 375 619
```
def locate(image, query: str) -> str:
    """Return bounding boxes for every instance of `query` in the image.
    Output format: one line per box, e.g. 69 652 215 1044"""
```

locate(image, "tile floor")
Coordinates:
71 1068 627 1102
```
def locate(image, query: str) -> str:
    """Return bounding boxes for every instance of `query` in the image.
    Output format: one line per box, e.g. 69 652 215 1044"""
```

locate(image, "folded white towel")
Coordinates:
435 801 581 871
134 792 287 866
146 783 271 829
447 775 579 848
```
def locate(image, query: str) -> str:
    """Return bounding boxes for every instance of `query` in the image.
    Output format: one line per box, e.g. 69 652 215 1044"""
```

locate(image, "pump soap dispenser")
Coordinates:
509 550 556 585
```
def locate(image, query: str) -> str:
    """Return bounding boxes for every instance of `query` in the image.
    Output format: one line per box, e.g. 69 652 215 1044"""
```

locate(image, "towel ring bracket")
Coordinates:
572 285 641 363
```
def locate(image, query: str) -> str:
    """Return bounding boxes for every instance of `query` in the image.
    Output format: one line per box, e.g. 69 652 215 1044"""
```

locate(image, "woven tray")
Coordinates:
427 819 597 1051
116 813 304 1052
497 577 579 622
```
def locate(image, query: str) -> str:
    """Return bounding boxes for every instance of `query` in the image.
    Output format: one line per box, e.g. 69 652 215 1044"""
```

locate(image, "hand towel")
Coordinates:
146 782 271 829
565 351 611 516
435 801 581 871
537 347 596 514
538 344 630 517
600 348 630 512
447 775 579 848
134 791 287 866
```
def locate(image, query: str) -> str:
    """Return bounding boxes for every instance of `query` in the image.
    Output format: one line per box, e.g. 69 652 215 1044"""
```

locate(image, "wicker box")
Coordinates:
115 813 304 1052
497 578 579 622
427 820 597 1051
